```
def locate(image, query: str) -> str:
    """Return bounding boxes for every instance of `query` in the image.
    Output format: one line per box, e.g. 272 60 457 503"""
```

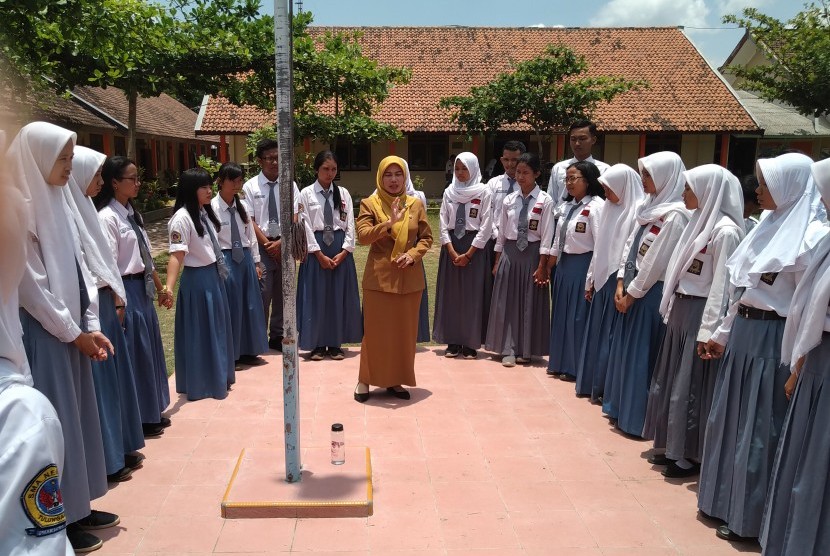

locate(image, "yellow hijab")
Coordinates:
369 156 417 261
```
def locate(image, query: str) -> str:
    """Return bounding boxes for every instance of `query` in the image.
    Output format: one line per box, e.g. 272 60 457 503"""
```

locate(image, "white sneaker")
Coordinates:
516 356 531 364
502 355 516 367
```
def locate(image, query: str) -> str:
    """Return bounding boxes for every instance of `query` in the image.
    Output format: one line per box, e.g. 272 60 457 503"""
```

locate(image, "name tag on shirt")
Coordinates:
120 227 131 234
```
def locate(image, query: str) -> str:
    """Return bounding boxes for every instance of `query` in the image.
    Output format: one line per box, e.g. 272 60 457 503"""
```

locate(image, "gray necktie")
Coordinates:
202 213 229 280
558 202 583 254
623 224 648 289
267 180 280 238
516 195 531 251
507 177 516 193
454 202 466 239
322 189 334 246
228 205 244 263
127 213 156 299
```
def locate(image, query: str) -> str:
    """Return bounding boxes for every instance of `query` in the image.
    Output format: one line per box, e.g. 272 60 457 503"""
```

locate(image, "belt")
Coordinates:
121 272 145 281
738 304 785 321
675 292 704 300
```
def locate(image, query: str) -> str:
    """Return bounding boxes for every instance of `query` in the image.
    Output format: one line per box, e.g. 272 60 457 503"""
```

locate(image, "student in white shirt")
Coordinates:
403 159 431 343
95 156 172 438
697 153 829 542
164 168 234 401
547 160 605 381
296 151 362 361
602 151 691 438
11 121 119 553
642 165 744 479
433 152 493 359
761 157 830 555
547 120 610 218
485 152 554 367
576 164 644 401
211 162 268 366
486 140 526 251
241 138 301 352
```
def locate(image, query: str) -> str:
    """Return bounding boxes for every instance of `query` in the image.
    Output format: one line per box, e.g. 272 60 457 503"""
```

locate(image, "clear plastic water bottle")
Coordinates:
331 423 345 465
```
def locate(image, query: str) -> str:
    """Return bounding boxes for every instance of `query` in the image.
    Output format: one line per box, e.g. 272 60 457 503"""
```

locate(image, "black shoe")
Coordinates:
647 453 672 466
106 467 133 482
67 524 103 553
354 391 369 403
142 423 164 438
158 417 171 428
269 336 283 351
716 524 754 542
328 347 345 360
461 347 477 359
75 510 120 530
445 344 461 358
547 369 562 377
559 373 576 382
309 347 326 361
124 452 145 470
237 354 266 366
662 461 700 478
387 387 411 400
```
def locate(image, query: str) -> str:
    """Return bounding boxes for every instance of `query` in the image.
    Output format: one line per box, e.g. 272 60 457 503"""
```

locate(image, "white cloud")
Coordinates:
530 22 546 27
591 0 709 27
717 0 769 19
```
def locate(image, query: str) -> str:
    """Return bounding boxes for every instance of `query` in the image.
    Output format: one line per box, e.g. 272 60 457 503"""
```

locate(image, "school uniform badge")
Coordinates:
760 271 778 285
469 208 479 219
575 222 586 233
529 219 539 231
170 230 183 244
688 259 703 275
21 464 66 537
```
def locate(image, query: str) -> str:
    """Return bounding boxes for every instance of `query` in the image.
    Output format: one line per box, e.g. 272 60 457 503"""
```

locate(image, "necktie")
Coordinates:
127 213 156 299
454 202 466 239
558 202 583 254
202 213 229 280
228 205 244 263
516 195 531 251
507 177 516 193
267 180 280 239
623 224 648 289
321 189 334 246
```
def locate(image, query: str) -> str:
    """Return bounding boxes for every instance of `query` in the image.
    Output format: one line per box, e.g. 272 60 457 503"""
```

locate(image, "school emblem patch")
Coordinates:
760 272 778 286
21 464 66 537
170 230 183 244
469 208 479 219
529 219 539 231
638 242 650 256
575 222 586 233
688 259 703 276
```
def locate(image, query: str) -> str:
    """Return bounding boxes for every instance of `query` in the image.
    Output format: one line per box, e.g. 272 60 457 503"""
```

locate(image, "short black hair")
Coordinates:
569 120 597 136
742 174 759 206
566 160 604 200
517 152 541 174
255 138 280 159
502 140 527 155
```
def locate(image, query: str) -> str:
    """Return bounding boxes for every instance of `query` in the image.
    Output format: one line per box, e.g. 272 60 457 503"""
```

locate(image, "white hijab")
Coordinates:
402 158 426 208
8 122 84 324
593 164 645 285
659 165 745 318
636 151 688 225
64 146 126 302
726 153 824 289
781 158 830 366
444 152 486 204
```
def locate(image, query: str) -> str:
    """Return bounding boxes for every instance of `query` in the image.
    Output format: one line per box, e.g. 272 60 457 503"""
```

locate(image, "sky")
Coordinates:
264 0 803 68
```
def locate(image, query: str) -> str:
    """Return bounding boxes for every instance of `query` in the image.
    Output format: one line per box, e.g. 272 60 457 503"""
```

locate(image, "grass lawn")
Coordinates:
152 211 442 374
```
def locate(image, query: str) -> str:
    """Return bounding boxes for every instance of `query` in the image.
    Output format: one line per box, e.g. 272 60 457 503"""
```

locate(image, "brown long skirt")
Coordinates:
358 289 421 387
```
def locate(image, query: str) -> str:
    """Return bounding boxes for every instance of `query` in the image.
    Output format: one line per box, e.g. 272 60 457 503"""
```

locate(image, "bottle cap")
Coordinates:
331 423 343 432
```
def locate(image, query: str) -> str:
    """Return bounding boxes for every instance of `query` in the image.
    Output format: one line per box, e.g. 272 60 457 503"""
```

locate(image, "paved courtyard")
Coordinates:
91 346 762 555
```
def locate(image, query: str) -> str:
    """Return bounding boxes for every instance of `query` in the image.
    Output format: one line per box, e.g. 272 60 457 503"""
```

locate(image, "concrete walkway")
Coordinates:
91 346 762 555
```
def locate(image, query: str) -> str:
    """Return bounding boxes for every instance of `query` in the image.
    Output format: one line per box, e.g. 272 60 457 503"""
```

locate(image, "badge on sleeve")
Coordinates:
575 222 586 233
170 230 183 244
21 464 66 537
638 242 651 256
469 208 479 219
688 259 703 275
529 219 539 231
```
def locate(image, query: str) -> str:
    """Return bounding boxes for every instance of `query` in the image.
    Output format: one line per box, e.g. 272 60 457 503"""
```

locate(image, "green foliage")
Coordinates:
246 124 277 158
135 178 168 213
411 174 426 191
245 124 315 186
439 45 647 148
723 3 830 117
196 154 222 177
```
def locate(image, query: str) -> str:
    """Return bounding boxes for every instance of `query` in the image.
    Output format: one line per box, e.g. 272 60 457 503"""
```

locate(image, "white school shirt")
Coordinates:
241 173 301 238
551 195 605 258
98 199 154 276
617 210 690 299
210 195 260 264
298 182 356 253
438 187 493 249
494 186 555 255
168 208 218 268
487 174 518 240
547 156 610 217
744 215 759 234
675 224 743 342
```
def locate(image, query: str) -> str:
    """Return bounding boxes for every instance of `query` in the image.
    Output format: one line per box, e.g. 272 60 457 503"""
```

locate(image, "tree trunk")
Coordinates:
127 89 138 161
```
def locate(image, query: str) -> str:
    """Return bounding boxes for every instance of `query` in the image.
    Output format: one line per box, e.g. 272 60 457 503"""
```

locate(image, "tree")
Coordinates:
0 0 264 158
439 45 647 156
723 3 830 118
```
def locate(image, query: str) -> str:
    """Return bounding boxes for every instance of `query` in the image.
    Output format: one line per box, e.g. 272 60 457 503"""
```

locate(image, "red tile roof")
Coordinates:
197 26 758 135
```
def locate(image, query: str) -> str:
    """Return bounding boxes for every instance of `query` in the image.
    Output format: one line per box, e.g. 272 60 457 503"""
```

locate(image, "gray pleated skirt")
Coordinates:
643 296 716 461
485 240 550 357
576 273 618 399
697 314 790 538
21 309 108 523
433 231 492 348
760 333 830 555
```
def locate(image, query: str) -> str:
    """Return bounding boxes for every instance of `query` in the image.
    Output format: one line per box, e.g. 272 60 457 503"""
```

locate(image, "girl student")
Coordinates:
485 152 554 367
575 164 644 400
697 153 828 542
642 165 744 478
296 151 362 360
402 158 431 343
11 121 119 552
547 160 605 381
164 168 235 401
210 162 269 365
433 152 493 359
760 158 830 555
65 145 145 483
602 151 691 437
95 156 172 438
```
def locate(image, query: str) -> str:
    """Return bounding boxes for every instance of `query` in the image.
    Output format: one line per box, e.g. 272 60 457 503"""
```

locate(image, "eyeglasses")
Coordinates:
564 176 585 184
261 156 279 164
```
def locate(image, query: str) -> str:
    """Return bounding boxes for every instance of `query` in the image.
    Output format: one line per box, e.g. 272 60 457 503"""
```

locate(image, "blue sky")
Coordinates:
267 0 801 67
